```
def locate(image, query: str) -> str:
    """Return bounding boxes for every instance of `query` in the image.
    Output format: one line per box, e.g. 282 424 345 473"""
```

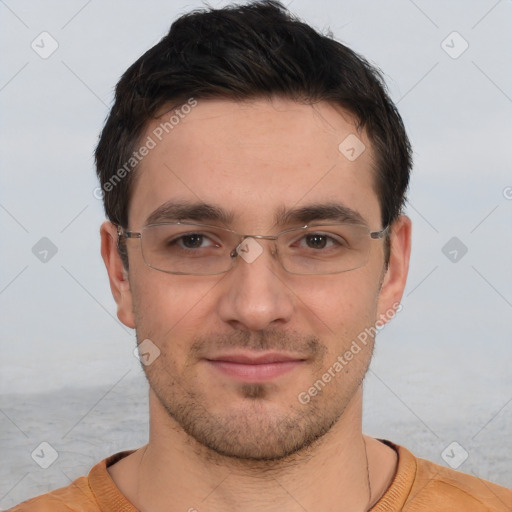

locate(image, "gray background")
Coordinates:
1 0 511 507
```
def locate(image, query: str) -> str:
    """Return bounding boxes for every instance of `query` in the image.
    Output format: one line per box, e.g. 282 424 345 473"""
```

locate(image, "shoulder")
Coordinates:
5 450 137 512
397 444 512 511
5 477 97 512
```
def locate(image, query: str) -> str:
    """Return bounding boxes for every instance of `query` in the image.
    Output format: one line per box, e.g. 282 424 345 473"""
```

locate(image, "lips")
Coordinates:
205 352 305 382
207 352 304 365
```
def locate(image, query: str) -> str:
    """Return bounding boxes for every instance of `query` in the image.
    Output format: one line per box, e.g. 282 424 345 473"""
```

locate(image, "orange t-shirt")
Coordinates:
7 442 512 511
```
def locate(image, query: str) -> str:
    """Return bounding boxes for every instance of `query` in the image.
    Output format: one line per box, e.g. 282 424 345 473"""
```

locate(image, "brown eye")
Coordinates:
305 234 328 249
180 234 204 248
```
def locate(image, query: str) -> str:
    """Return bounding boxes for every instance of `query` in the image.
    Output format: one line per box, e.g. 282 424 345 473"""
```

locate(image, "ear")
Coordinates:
100 221 136 329
376 215 412 321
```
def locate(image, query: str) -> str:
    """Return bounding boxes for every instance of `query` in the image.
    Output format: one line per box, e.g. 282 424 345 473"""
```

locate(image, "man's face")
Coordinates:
106 97 408 461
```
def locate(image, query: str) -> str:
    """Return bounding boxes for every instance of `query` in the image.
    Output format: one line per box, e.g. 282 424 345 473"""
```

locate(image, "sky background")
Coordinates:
1 0 511 499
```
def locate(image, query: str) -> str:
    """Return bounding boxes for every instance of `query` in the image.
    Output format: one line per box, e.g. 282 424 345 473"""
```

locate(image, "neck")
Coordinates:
108 387 397 512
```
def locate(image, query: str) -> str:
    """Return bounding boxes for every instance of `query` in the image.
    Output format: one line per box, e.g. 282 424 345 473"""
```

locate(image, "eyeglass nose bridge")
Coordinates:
229 234 280 260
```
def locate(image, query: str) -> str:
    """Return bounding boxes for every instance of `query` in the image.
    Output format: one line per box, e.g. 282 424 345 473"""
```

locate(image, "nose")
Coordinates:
216 237 295 331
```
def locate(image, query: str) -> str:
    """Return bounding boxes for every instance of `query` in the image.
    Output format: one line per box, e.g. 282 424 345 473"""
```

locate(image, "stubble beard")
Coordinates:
142 332 373 467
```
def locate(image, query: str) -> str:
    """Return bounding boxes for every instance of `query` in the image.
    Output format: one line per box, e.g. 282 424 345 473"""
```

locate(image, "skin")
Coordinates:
101 97 411 511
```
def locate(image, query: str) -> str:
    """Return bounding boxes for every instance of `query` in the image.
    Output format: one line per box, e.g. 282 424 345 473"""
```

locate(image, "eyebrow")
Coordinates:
145 200 367 228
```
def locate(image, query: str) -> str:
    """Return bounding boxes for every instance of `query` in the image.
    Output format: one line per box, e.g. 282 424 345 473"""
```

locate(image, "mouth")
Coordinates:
205 352 306 382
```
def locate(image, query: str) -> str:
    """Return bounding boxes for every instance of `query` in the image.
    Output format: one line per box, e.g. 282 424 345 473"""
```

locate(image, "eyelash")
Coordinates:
171 232 345 250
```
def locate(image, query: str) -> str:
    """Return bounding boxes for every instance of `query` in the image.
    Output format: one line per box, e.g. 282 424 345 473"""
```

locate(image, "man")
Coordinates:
9 1 511 510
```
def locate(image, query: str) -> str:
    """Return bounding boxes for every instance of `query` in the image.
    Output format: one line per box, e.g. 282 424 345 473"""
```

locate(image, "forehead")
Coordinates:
128 97 380 230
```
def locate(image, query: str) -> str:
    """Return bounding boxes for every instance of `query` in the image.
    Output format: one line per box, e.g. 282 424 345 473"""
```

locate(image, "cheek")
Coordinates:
291 268 380 331
131 272 221 346
311 280 380 372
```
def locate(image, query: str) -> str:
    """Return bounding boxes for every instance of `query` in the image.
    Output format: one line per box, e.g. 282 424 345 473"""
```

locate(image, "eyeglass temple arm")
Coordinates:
117 225 141 239
370 225 390 239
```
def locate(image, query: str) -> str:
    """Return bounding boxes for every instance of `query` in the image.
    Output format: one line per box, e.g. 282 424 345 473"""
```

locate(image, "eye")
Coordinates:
304 234 331 249
179 234 207 249
160 231 222 252
296 232 345 250
175 233 220 250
